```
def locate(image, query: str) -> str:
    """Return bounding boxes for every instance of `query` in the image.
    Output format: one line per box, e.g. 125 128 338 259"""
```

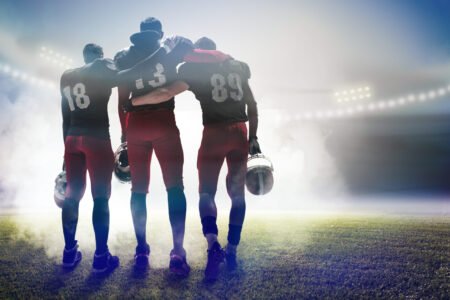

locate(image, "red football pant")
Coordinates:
64 136 114 201
198 122 248 198
127 110 184 193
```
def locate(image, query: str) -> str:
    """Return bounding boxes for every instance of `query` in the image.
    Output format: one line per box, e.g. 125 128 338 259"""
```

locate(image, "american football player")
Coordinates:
114 17 193 275
60 43 119 273
132 37 262 280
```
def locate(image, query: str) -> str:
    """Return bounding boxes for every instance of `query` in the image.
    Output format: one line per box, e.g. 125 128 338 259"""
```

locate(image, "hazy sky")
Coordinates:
1 1 450 212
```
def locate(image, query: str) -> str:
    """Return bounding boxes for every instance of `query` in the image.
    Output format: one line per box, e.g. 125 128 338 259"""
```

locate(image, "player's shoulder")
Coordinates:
114 47 131 70
178 61 195 73
60 67 79 83
227 59 251 79
91 58 117 71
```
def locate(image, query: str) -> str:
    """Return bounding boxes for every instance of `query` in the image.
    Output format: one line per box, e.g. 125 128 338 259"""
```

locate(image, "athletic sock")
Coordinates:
62 198 80 250
227 224 243 247
130 192 147 248
167 186 187 253
226 243 237 255
92 197 110 254
206 234 219 250
201 216 219 249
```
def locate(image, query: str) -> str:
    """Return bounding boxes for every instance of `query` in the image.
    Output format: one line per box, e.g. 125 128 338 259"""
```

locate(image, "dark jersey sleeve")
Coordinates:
60 72 71 142
177 62 196 87
91 58 118 87
114 49 129 71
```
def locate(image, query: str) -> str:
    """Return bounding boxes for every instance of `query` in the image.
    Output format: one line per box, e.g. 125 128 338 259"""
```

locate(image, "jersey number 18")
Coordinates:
63 83 90 111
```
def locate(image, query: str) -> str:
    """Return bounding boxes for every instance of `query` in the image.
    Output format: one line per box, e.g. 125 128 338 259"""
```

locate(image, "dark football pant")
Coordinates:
126 110 186 252
198 122 248 246
62 135 114 253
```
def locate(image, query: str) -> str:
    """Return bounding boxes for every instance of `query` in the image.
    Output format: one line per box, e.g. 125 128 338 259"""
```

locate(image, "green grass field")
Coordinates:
0 213 449 299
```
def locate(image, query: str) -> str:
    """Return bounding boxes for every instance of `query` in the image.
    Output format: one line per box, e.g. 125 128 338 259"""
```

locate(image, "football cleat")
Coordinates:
204 242 225 281
114 143 131 184
225 252 238 271
134 243 150 269
169 249 191 277
245 154 274 195
92 250 120 273
54 171 67 208
62 242 82 269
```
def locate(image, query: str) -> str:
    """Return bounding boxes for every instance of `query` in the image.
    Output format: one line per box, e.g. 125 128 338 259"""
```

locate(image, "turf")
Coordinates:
0 213 448 299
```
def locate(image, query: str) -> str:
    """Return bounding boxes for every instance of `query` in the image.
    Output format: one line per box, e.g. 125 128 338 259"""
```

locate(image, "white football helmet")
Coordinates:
54 171 67 208
114 142 131 184
245 154 274 195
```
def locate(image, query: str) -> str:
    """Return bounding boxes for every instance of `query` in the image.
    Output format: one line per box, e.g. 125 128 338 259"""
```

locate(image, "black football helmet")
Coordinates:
54 171 67 208
245 154 274 195
114 142 131 184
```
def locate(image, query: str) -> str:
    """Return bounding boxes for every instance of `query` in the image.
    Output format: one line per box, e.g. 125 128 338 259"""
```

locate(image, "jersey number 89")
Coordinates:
211 73 243 103
63 83 90 111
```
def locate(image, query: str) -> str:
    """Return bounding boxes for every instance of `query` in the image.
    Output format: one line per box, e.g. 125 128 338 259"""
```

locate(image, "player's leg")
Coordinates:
62 136 86 268
224 123 248 270
127 138 152 267
153 131 190 276
197 126 227 280
84 137 119 272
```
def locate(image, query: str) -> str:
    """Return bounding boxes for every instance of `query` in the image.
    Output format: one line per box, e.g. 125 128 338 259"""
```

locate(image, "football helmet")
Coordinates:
54 171 67 208
114 142 131 183
245 154 274 195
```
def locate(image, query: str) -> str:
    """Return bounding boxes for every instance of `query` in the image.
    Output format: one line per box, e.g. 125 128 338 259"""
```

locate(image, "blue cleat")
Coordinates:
62 242 82 269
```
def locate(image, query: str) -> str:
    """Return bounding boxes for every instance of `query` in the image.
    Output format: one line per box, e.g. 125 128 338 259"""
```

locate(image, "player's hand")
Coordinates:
122 100 133 112
249 136 262 155
119 149 129 166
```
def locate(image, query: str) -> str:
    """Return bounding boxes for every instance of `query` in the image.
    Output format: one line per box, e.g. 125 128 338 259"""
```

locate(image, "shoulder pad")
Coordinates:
114 48 130 70
92 58 117 73
228 60 251 79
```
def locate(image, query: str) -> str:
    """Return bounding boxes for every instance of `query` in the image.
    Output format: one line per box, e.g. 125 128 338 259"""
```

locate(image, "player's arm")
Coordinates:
117 85 130 143
244 83 262 155
60 76 70 143
61 96 71 143
116 47 166 83
131 81 189 106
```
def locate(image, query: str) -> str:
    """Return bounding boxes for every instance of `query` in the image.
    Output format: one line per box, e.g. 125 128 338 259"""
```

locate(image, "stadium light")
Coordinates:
39 46 74 69
298 84 450 121
0 62 57 90
334 85 373 104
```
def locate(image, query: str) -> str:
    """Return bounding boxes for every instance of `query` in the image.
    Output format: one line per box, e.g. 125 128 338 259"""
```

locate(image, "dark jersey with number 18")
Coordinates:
60 58 117 140
178 59 254 125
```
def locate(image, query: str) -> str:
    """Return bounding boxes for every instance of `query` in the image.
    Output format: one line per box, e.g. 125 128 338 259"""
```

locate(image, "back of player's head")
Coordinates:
83 43 103 64
130 17 164 47
194 37 216 50
140 17 163 34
